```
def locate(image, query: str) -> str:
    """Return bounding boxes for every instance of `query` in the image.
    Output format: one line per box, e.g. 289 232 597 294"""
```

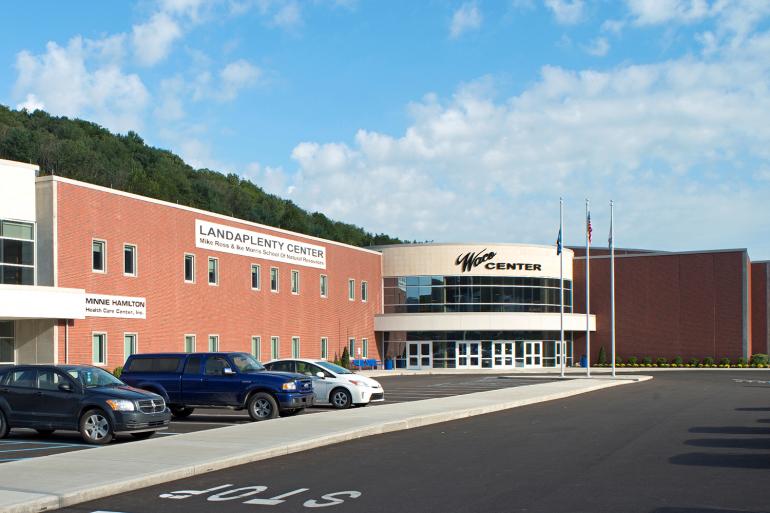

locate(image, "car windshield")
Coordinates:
316 361 353 375
67 367 125 388
231 354 265 373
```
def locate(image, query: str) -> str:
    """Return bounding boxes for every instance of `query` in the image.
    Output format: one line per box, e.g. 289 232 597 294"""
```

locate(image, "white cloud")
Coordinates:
132 12 182 66
545 0 585 25
584 37 610 56
254 29 770 256
13 36 149 133
601 19 625 34
219 60 263 100
16 93 45 112
272 1 302 29
450 3 483 39
627 0 711 25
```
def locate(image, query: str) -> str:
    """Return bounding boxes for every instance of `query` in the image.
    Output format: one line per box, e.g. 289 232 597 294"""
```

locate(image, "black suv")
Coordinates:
0 364 170 444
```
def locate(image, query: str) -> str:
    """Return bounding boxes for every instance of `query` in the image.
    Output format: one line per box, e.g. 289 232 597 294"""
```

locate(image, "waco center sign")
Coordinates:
195 219 326 269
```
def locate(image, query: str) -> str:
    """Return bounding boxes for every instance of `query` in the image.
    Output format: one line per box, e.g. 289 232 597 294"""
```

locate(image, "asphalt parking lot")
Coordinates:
0 374 557 463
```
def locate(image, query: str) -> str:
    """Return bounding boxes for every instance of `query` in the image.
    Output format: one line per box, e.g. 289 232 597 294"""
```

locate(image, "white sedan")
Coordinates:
264 359 384 409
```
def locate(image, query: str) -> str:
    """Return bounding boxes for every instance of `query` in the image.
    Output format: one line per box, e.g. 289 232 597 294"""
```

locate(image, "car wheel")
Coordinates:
170 406 195 419
0 410 9 439
130 431 155 440
247 392 278 421
330 388 352 409
279 408 302 417
79 409 114 445
35 428 55 435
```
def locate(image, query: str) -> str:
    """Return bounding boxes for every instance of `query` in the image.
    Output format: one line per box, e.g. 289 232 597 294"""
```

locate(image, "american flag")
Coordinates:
587 211 592 244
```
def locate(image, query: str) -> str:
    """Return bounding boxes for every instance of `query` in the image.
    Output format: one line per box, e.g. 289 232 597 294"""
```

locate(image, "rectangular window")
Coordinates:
251 264 261 290
251 336 261 361
361 281 368 302
362 338 368 358
348 337 355 358
348 279 355 301
92 240 106 273
270 267 279 292
184 335 196 353
92 333 106 365
291 336 300 358
271 336 280 360
291 270 300 294
320 337 328 360
0 321 14 363
124 244 137 276
124 333 137 360
184 254 195 283
0 220 35 285
208 335 219 352
320 274 328 298
208 257 219 285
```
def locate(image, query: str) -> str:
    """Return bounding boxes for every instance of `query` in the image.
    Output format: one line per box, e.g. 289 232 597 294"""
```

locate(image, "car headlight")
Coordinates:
282 381 297 391
348 379 364 386
106 399 136 411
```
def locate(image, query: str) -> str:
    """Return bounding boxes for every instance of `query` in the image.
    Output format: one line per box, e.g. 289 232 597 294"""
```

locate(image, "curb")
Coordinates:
0 376 651 513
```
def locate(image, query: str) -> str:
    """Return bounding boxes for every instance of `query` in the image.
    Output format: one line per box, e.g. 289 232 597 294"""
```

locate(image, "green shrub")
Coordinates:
332 352 340 366
750 354 768 365
627 356 638 365
673 356 683 365
113 366 123 378
615 356 623 365
719 357 730 366
737 357 746 366
341 347 351 369
703 357 715 366
597 346 607 365
656 357 667 366
689 358 699 366
642 356 653 365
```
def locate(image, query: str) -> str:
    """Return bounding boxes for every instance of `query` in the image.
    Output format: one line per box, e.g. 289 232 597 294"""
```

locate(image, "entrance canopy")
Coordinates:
375 312 596 332
0 284 85 320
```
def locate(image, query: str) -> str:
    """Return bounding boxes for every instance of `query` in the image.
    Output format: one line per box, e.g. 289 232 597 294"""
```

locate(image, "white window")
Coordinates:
208 335 219 352
184 334 196 353
361 281 368 302
251 336 261 361
270 267 279 292
320 337 328 360
291 270 300 294
291 336 300 358
124 244 137 276
92 332 107 365
348 337 355 358
184 254 195 283
348 279 355 301
362 338 368 358
251 264 261 290
92 240 106 273
123 333 137 360
320 275 328 298
208 257 219 285
271 336 280 360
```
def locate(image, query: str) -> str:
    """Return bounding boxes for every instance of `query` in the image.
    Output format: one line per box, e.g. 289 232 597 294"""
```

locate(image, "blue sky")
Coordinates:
4 1 770 258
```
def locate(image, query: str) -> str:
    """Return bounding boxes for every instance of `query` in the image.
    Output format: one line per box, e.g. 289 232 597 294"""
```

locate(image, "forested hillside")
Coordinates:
0 105 400 246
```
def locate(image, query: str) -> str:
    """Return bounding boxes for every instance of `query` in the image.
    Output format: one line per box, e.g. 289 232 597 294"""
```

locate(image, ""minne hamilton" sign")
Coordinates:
455 249 543 273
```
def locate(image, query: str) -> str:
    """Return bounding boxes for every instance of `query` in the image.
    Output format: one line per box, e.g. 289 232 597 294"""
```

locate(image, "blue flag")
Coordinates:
556 228 562 255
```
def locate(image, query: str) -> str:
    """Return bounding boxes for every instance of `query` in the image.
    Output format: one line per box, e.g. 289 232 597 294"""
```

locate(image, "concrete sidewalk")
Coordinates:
0 375 651 513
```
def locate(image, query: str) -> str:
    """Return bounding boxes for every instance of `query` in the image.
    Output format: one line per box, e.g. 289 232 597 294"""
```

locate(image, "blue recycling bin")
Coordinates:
580 355 588 368
385 358 394 370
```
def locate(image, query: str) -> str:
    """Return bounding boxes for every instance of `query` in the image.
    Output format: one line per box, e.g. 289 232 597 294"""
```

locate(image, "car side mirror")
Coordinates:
58 382 73 392
223 367 236 376
315 371 325 379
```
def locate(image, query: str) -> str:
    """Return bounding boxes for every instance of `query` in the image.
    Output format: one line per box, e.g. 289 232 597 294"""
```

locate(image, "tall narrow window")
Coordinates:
0 220 35 285
348 337 355 358
348 279 355 301
271 336 280 360
320 275 328 298
208 335 219 351
270 267 279 292
361 281 368 302
291 270 300 294
320 337 328 360
291 336 300 358
184 335 196 353
251 336 261 361
362 338 368 358
0 321 15 363
184 254 195 283
251 264 261 290
208 257 218 285
124 333 137 360
124 244 137 276
92 240 106 272
92 333 106 365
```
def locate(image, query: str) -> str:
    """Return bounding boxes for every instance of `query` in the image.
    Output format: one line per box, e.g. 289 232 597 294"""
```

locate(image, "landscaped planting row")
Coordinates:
592 349 768 368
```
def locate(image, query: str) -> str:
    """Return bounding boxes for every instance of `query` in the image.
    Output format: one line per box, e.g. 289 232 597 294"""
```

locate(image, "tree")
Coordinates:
597 346 607 365
341 347 351 369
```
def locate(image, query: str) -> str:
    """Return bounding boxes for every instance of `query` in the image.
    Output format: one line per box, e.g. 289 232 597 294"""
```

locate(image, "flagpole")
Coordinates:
585 199 591 378
560 197 565 378
610 200 616 378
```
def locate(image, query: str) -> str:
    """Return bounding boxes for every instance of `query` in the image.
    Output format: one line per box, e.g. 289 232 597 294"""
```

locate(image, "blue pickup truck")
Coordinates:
120 352 314 420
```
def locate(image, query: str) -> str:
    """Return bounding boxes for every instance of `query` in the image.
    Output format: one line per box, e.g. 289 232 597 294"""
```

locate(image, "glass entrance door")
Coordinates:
493 342 514 368
524 341 542 368
408 342 432 369
481 341 493 368
457 342 480 368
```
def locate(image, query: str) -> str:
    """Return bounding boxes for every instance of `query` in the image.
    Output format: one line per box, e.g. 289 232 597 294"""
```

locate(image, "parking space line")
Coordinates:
0 440 96 448
0 445 86 453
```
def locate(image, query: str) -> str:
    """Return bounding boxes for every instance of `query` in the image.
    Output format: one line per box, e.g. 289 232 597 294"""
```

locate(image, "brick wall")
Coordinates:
751 262 769 356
